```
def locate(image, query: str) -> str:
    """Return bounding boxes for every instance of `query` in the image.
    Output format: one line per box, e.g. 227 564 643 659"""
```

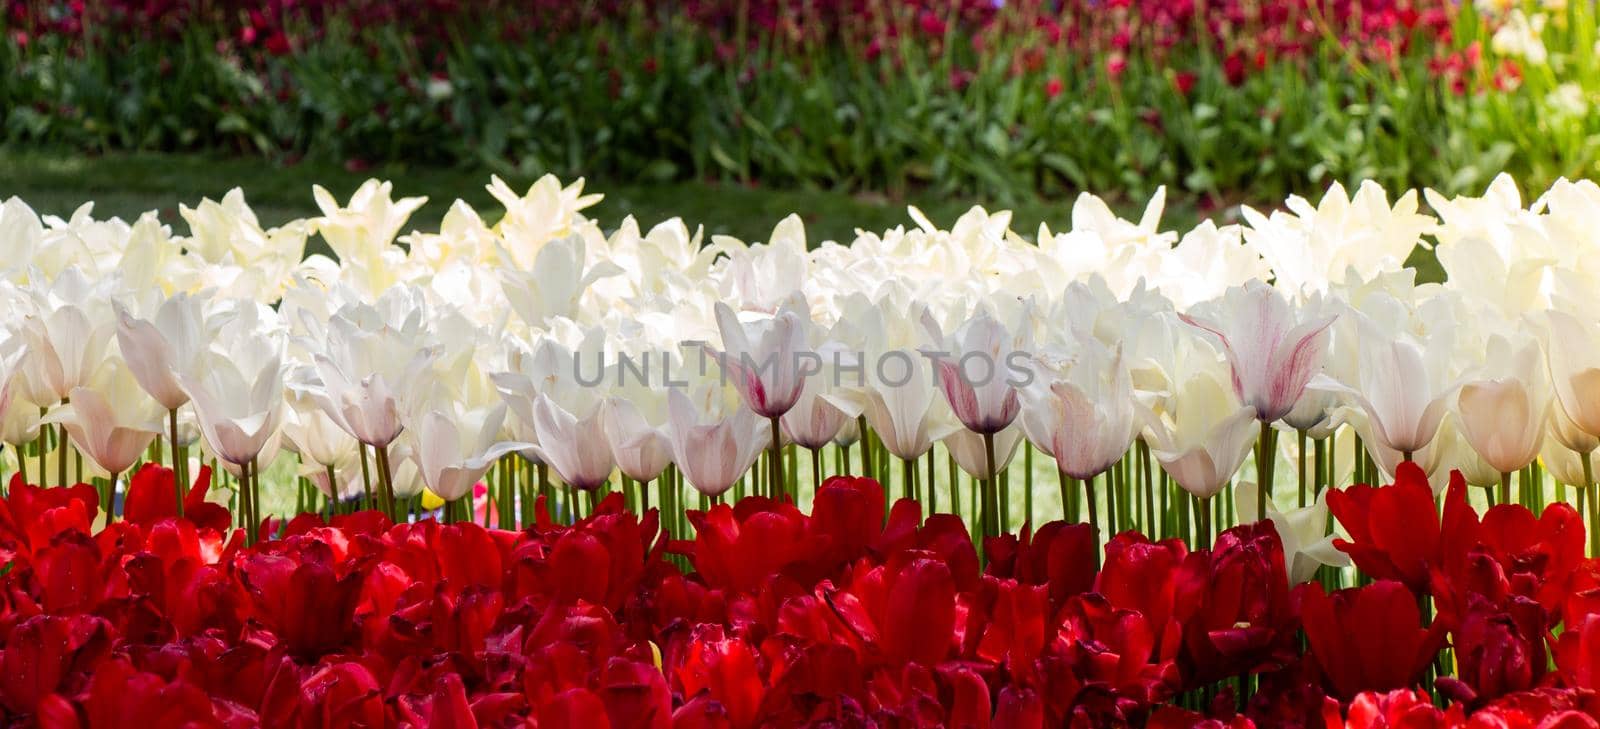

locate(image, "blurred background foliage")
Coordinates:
2 0 1597 211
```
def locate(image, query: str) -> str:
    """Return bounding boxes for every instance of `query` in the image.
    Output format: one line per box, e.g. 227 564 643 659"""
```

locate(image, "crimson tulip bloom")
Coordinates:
1338 689 1450 729
1174 521 1295 686
1439 598 1549 705
1556 614 1600 691
1297 580 1447 700
1327 461 1441 594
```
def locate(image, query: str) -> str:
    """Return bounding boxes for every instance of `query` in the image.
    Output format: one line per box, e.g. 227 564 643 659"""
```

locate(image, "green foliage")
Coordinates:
2 4 1597 202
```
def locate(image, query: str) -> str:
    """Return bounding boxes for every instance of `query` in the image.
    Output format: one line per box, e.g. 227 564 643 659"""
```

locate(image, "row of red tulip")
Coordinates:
0 463 1596 727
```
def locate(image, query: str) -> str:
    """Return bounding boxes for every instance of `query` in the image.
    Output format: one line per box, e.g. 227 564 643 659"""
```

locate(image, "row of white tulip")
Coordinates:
0 173 1596 541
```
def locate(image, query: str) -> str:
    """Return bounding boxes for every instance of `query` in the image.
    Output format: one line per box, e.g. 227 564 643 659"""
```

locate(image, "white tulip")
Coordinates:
666 386 764 498
1146 372 1259 500
1456 335 1549 475
115 293 210 411
413 402 526 502
43 361 163 477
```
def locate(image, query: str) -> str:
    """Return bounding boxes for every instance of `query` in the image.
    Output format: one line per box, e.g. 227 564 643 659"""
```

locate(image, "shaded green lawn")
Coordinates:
1 150 1209 246
0 149 1441 280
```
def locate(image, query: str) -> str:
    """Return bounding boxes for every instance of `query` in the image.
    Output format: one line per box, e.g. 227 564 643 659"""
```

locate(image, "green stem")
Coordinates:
1256 420 1276 519
58 421 69 487
982 430 998 542
769 415 784 501
105 471 119 524
169 408 184 516
811 447 823 495
375 444 396 521
902 457 914 501
359 443 373 510
1297 429 1308 509
1084 473 1101 568
1585 451 1597 558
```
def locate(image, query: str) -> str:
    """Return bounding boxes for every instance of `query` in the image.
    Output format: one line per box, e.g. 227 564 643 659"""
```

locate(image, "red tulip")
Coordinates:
1337 688 1450 729
807 476 885 570
1557 614 1600 691
1439 598 1549 705
0 475 99 552
988 520 1097 609
1098 530 1188 651
676 627 765 729
80 657 219 728
1297 580 1446 700
0 615 111 715
1475 501 1587 619
1174 522 1295 686
688 499 812 594
122 463 229 532
236 547 363 659
831 553 957 668
260 658 387 728
595 658 672 729
1328 462 1441 594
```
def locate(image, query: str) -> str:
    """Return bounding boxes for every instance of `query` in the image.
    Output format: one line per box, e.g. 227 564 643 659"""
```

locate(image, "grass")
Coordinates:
0 149 1215 248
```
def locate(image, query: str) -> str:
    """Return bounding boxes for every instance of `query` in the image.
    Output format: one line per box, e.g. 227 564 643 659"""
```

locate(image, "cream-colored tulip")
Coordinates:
44 362 163 477
1456 336 1548 475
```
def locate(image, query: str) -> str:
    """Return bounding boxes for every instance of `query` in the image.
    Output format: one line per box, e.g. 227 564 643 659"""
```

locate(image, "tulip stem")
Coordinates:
36 407 47 486
1255 421 1277 521
169 409 184 516
902 457 913 502
1084 473 1100 567
375 444 397 522
948 452 961 521
1499 471 1512 507
858 416 872 480
769 416 784 501
105 471 119 524
1057 467 1071 522
58 420 69 487
358 444 373 510
982 430 999 543
243 457 257 545
1197 495 1213 550
1023 445 1034 529
811 447 823 495
1297 430 1308 509
1139 440 1155 535
1586 452 1598 558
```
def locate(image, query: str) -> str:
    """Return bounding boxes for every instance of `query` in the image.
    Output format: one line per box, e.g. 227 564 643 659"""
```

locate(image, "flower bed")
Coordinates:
4 173 1600 723
2 466 1598 727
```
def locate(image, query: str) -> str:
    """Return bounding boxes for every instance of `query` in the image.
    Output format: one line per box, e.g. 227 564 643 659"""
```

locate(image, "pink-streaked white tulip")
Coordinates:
921 305 1031 435
603 396 674 484
531 393 614 491
706 297 812 419
1180 280 1335 424
666 386 764 497
1021 342 1139 481
1312 323 1459 458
